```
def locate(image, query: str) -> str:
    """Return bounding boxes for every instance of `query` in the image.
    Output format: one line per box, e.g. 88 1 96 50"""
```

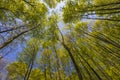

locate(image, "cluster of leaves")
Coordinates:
0 0 120 80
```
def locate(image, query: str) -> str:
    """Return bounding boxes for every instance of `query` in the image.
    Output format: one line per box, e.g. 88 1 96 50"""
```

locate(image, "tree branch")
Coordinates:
0 25 39 50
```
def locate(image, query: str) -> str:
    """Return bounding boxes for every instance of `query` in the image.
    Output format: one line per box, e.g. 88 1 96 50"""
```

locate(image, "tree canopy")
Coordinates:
0 0 120 80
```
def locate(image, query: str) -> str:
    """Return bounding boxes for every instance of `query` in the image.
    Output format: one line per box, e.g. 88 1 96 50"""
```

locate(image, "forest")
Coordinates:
0 0 120 80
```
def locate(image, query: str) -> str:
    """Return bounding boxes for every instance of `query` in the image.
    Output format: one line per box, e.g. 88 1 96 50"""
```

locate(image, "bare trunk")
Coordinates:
62 43 83 80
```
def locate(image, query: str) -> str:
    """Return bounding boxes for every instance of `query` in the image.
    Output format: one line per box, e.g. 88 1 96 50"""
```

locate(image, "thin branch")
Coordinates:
0 7 16 16
0 24 27 33
82 17 120 22
22 0 36 8
77 7 120 12
88 1 120 8
0 25 39 50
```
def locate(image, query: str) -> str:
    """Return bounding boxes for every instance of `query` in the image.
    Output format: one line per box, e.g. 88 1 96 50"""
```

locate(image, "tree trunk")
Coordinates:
62 43 83 80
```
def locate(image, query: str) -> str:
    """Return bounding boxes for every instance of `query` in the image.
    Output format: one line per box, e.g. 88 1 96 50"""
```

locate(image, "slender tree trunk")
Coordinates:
73 45 102 80
54 47 62 80
25 60 34 80
24 62 31 80
48 57 52 79
24 51 36 80
62 43 83 80
76 54 93 80
57 26 83 80
44 65 47 80
83 31 120 48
